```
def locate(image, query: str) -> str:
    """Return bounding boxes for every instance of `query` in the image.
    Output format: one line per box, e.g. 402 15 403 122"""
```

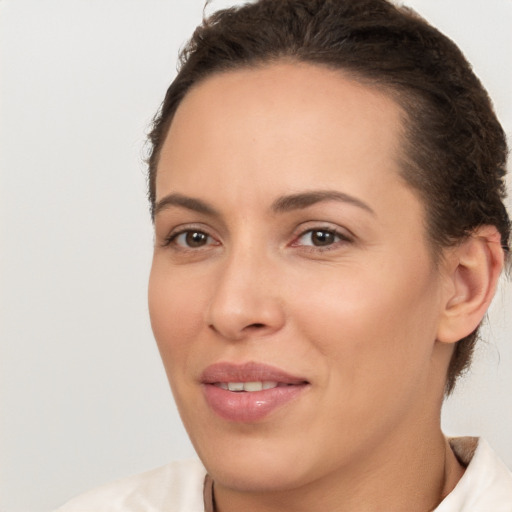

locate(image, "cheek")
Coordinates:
287 261 442 453
290 256 441 388
148 262 207 372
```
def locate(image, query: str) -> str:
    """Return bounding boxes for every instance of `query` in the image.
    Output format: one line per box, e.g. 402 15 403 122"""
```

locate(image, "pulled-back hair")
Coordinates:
147 0 510 394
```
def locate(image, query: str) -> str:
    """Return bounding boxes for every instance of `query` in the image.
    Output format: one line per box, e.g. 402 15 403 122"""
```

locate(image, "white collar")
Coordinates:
434 437 512 511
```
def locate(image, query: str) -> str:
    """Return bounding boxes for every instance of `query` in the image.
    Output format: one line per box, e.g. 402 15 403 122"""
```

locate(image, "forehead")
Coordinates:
157 62 407 203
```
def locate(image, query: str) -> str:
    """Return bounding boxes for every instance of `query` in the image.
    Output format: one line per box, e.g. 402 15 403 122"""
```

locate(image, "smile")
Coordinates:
214 381 282 392
201 362 309 422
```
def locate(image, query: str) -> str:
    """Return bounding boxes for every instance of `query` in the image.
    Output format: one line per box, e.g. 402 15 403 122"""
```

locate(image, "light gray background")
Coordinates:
1 1 511 511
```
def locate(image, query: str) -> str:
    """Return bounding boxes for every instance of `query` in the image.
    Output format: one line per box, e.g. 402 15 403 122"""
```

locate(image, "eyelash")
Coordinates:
162 227 218 250
161 226 353 252
291 227 353 252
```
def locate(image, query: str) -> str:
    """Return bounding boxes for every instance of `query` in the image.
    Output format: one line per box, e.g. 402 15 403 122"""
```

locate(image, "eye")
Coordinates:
165 229 217 249
301 229 337 246
292 227 352 250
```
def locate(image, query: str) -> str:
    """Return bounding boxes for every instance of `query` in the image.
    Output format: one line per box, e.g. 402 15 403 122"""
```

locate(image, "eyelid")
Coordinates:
161 223 220 248
289 223 355 250
292 221 354 239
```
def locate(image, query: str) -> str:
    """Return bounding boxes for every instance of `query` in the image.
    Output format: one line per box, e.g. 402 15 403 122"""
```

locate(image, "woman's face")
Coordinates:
149 63 450 492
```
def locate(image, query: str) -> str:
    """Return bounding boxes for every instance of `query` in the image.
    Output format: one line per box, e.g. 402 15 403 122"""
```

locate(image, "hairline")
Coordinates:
149 58 445 263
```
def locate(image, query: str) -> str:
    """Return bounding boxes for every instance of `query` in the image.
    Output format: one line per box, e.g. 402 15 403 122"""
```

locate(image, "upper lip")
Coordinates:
200 361 308 384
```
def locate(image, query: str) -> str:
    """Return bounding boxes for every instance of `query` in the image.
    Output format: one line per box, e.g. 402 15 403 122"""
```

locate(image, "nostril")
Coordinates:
248 323 265 329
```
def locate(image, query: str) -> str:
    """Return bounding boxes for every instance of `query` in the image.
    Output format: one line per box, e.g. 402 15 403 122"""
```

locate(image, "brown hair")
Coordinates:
147 0 510 394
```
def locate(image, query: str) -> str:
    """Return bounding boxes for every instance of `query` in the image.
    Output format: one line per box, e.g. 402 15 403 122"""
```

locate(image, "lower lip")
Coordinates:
202 384 307 423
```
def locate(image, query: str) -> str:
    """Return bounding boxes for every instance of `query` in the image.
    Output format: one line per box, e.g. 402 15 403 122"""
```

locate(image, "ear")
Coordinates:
436 226 504 344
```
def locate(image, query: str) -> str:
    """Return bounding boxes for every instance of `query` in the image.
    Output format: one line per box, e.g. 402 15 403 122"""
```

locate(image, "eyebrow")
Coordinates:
153 189 375 218
153 193 219 217
271 190 375 215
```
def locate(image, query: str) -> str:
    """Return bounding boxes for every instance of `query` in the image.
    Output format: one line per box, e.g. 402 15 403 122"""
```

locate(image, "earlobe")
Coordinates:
437 226 504 344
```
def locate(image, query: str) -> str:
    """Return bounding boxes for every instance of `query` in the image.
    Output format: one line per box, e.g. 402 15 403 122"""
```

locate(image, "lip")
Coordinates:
201 362 309 423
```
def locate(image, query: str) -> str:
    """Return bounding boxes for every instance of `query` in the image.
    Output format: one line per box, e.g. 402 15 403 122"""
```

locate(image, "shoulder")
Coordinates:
54 459 207 512
436 437 512 511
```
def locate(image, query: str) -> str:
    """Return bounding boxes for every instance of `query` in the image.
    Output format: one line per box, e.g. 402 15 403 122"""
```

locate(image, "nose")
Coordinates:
205 250 286 341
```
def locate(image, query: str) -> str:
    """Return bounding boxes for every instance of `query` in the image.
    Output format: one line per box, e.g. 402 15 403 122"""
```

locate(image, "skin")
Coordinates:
149 63 468 511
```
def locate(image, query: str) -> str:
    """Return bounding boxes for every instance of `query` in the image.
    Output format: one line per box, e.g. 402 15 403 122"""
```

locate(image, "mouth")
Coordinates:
200 362 309 423
213 381 295 392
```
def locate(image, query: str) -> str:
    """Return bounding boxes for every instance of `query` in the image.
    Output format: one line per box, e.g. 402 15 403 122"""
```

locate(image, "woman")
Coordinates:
57 0 511 510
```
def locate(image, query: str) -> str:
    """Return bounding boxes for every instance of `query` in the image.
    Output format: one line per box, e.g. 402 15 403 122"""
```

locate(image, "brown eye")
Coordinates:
185 231 208 247
172 230 213 248
311 230 336 246
298 229 340 247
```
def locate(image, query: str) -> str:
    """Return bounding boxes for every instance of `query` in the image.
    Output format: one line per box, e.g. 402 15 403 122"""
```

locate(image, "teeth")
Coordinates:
218 381 279 392
243 381 263 392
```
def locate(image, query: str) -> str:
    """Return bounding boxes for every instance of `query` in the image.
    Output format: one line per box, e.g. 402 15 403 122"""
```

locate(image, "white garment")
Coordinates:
436 438 512 511
55 438 512 511
54 459 206 512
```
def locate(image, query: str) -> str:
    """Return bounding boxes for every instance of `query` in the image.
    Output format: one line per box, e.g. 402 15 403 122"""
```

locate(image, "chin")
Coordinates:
190 426 325 494
204 455 311 493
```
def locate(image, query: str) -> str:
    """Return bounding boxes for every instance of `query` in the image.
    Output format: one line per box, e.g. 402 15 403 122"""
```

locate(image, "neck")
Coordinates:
213 424 465 512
